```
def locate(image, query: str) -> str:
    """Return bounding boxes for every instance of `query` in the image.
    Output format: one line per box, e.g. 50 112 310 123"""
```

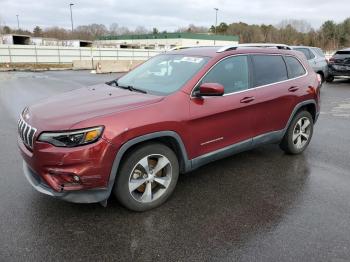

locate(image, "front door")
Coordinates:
189 55 256 158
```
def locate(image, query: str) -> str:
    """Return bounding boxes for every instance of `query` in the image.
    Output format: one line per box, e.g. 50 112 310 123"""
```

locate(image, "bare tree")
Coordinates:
134 26 149 34
277 19 312 33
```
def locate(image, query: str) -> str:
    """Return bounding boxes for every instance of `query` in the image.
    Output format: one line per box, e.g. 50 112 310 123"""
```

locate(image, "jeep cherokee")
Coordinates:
18 46 320 211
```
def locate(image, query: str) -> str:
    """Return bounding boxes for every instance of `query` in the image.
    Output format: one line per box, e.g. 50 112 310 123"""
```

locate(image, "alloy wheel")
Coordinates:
292 117 311 149
128 154 172 203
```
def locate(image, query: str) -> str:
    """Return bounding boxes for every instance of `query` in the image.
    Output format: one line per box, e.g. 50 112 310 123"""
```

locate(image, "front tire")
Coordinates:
280 111 314 154
114 143 179 211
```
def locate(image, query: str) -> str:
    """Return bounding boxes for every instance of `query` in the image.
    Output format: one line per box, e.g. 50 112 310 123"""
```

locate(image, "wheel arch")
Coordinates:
316 70 324 82
283 100 318 136
106 131 191 197
299 103 317 122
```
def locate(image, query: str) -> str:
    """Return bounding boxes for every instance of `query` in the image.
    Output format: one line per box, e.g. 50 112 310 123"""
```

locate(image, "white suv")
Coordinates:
291 46 329 82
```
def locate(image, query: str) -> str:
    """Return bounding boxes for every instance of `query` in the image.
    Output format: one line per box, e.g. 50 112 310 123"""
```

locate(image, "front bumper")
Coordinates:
18 133 117 203
23 161 110 203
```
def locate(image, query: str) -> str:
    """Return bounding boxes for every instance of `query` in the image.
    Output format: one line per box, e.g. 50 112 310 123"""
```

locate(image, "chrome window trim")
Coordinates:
190 53 309 98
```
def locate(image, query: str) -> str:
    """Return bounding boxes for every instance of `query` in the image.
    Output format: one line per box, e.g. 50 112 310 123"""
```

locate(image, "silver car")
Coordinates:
291 46 329 82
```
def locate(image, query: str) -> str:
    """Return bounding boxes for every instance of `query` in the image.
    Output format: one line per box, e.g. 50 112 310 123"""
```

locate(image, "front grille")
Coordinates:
18 116 37 149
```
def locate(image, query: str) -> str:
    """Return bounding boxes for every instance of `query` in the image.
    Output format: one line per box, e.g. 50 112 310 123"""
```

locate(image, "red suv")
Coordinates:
18 46 320 211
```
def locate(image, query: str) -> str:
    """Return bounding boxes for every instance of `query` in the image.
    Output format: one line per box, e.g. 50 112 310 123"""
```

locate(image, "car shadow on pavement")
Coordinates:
24 144 311 261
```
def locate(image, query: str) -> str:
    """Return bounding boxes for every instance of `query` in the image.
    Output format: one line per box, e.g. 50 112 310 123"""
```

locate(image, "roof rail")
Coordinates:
168 45 217 51
216 45 239 53
217 43 292 53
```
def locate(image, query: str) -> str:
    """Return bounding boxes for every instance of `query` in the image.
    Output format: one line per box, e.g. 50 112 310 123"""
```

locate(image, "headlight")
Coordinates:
38 126 104 147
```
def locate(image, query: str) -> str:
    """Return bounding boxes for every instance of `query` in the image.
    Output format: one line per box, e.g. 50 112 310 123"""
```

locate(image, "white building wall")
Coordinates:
0 35 14 45
95 38 238 49
0 45 161 64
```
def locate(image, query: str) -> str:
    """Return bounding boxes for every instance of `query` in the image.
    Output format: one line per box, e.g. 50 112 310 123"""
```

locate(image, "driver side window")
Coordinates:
201 56 249 94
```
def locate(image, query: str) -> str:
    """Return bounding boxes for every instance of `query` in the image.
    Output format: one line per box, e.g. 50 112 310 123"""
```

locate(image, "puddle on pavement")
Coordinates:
331 99 350 118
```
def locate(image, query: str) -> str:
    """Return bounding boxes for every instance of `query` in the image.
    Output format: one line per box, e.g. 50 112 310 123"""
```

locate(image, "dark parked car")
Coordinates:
18 46 321 211
327 48 350 82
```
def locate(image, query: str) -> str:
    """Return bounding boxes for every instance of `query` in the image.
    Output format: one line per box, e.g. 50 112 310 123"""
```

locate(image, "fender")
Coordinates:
282 99 318 137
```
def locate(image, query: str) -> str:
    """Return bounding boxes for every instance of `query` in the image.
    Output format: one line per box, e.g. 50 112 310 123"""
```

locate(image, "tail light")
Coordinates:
329 57 335 64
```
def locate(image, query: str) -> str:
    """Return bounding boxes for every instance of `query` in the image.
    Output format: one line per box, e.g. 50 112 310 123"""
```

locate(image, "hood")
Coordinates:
26 84 163 131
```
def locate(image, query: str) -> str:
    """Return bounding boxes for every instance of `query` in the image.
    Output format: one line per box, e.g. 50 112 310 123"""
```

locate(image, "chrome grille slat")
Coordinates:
18 116 37 149
24 124 29 145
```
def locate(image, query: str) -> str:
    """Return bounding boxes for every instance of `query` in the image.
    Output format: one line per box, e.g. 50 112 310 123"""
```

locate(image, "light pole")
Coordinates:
69 3 74 33
214 8 219 45
16 14 19 30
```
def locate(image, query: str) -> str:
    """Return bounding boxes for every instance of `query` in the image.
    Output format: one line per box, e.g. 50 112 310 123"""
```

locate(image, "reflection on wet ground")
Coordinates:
0 71 350 261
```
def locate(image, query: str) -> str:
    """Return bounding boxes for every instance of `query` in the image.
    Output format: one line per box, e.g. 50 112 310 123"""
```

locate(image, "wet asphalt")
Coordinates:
0 71 350 262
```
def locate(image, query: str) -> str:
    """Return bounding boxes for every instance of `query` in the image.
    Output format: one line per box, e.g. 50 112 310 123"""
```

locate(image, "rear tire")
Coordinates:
114 143 179 212
326 76 334 83
280 111 314 155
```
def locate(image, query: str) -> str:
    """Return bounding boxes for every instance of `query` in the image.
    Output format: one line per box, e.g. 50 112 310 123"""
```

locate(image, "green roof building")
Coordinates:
96 32 239 49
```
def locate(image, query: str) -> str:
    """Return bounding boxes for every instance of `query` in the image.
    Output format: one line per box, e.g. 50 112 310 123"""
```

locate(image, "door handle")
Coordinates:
240 96 255 103
288 86 299 92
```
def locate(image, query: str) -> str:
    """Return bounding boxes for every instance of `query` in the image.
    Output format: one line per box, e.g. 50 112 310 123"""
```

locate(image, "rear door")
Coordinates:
250 54 302 137
189 55 256 158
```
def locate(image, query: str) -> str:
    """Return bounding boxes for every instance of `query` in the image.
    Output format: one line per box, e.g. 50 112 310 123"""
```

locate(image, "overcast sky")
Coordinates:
0 0 349 31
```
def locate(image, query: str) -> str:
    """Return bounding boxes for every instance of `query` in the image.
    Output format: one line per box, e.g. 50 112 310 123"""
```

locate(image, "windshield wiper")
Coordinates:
106 80 147 94
123 85 147 94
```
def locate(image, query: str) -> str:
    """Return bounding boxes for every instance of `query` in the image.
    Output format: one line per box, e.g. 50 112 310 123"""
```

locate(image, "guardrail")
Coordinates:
0 45 161 64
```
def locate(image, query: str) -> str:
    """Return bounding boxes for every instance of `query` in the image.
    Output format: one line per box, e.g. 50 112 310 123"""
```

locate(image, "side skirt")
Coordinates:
190 129 285 171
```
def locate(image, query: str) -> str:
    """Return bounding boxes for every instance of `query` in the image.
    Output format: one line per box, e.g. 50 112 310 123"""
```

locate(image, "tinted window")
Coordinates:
201 56 249 94
284 56 306 78
252 55 288 87
335 51 350 55
294 48 314 60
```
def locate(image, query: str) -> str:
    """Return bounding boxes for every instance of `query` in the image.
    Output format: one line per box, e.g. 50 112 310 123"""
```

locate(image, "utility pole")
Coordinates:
214 8 219 45
69 3 74 33
16 15 19 30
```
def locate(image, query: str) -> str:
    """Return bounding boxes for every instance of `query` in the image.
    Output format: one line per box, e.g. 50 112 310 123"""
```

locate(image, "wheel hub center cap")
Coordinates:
147 174 155 182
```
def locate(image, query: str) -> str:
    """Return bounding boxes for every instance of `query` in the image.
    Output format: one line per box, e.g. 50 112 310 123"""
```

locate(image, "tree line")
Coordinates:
209 19 350 51
1 18 349 51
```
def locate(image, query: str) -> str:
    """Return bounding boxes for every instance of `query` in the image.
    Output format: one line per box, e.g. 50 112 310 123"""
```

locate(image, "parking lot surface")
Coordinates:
1 71 350 261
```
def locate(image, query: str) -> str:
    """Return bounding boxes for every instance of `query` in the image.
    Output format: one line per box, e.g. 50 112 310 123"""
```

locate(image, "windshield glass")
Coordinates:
117 54 209 95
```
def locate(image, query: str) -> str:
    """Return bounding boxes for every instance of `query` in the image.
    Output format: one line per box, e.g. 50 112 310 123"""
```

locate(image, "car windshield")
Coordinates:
117 54 209 95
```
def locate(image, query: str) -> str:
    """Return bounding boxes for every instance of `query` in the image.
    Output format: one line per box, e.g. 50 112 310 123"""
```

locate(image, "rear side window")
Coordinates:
314 48 325 57
252 55 288 87
294 48 315 60
284 56 306 79
201 55 249 94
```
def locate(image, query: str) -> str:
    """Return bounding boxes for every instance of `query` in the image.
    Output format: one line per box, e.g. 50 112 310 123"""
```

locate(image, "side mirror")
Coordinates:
194 83 224 97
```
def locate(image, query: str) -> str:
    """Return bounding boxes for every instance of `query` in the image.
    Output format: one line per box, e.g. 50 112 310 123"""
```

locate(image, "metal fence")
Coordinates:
0 45 161 64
